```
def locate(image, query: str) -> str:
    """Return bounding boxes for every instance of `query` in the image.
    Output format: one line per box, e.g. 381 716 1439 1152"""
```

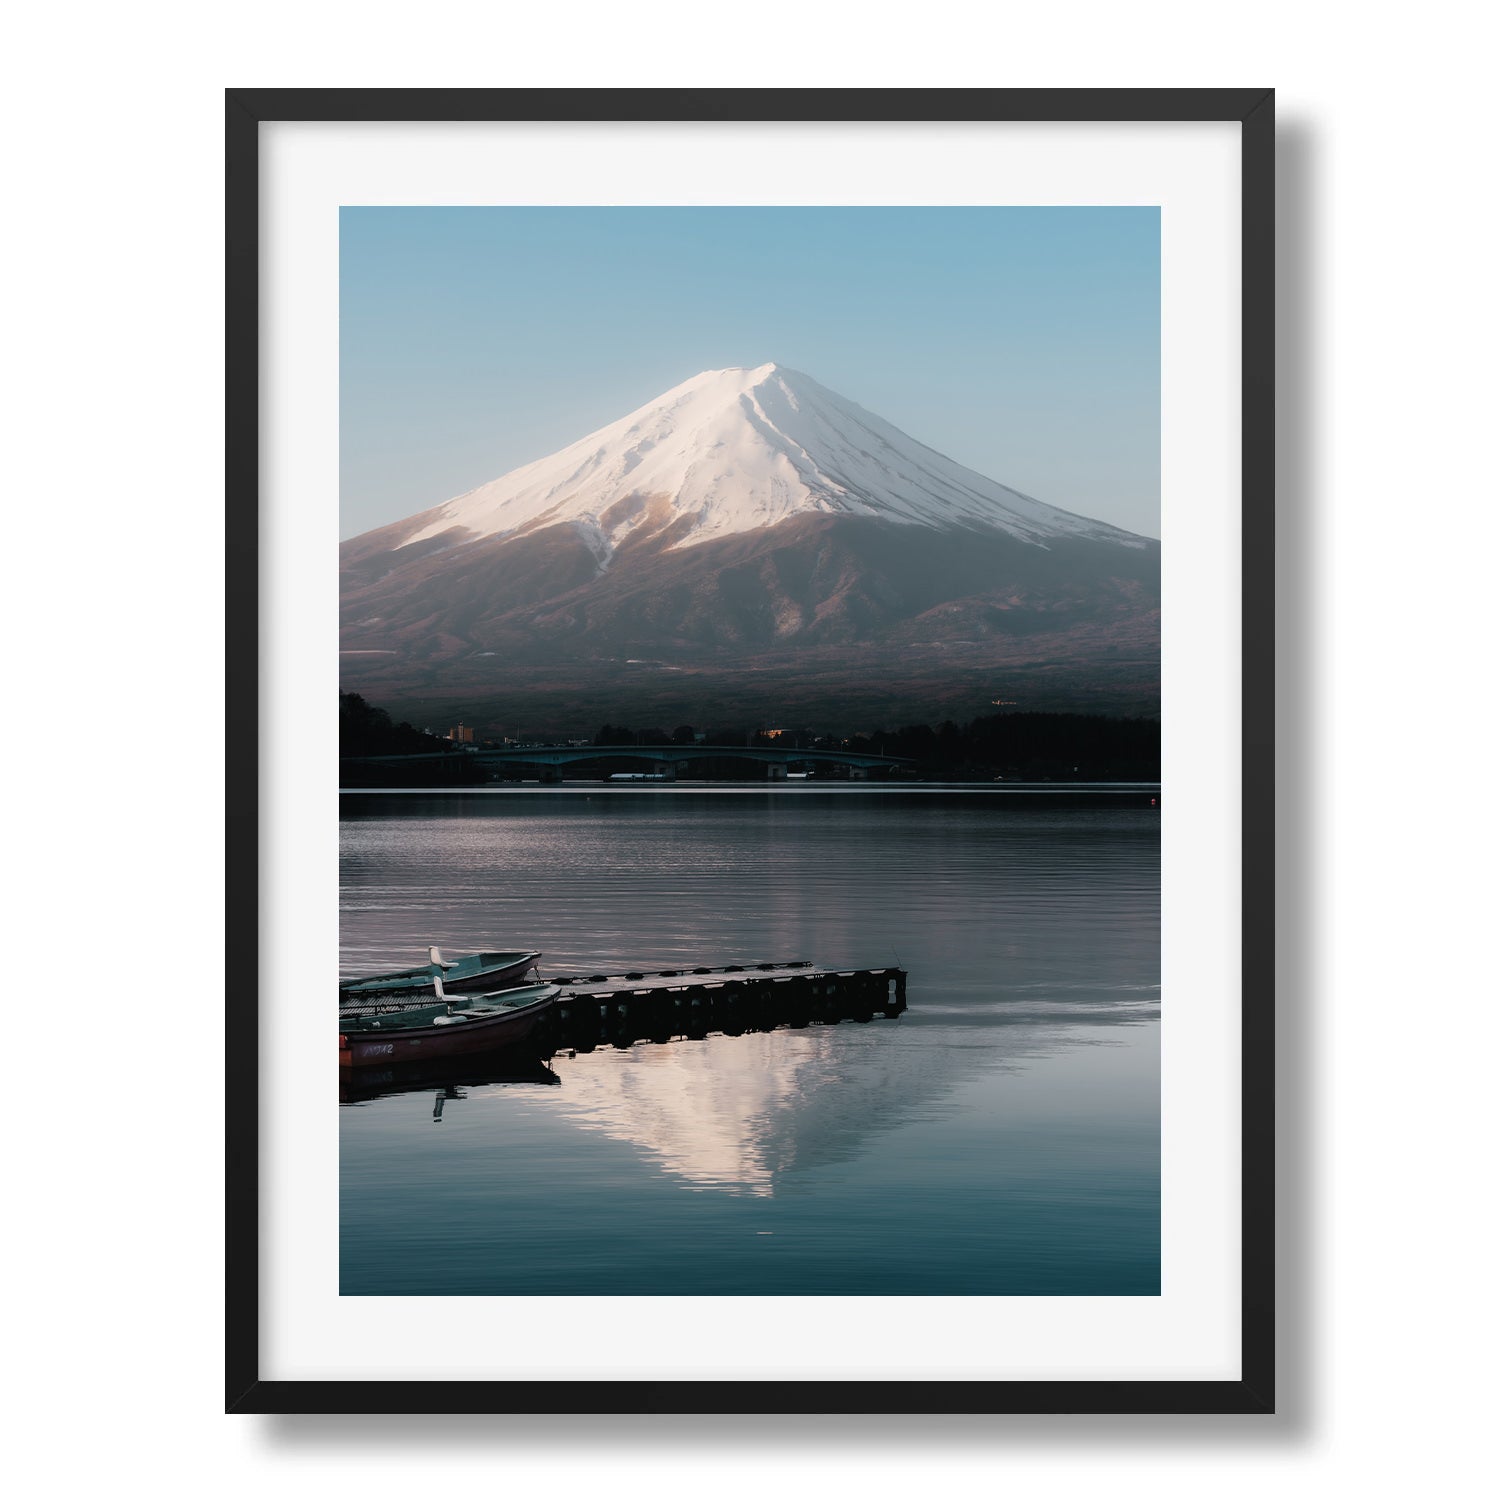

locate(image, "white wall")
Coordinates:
6 3 1494 1496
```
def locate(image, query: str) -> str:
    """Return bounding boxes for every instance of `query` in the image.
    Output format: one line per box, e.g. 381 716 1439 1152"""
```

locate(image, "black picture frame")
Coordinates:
226 86 1275 1416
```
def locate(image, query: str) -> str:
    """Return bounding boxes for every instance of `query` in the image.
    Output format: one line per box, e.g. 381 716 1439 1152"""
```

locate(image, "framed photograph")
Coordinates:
227 87 1274 1414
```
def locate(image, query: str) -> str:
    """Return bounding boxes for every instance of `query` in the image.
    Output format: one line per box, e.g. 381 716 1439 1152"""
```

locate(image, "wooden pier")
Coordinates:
545 960 907 1051
337 959 908 1099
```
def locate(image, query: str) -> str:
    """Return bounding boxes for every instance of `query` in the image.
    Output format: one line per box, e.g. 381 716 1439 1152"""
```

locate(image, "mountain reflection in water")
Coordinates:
527 1025 914 1197
340 793 1160 1297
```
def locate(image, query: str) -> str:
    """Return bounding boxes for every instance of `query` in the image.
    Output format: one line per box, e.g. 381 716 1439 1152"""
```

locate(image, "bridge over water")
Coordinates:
342 743 915 783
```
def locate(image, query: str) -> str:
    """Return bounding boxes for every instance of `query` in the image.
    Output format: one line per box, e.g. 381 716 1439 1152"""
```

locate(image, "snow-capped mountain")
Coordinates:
386 363 1146 562
340 365 1159 730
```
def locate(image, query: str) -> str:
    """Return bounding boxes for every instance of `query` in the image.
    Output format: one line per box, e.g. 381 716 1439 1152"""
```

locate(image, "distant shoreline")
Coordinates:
339 781 1162 801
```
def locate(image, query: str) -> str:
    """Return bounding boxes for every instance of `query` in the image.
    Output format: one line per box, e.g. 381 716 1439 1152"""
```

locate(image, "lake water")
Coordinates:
340 790 1159 1296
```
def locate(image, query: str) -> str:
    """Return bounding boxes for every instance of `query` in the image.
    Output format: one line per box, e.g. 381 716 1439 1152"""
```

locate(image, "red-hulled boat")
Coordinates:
339 974 558 1069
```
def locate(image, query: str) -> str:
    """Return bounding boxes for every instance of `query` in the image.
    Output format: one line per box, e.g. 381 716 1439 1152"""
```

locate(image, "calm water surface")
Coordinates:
340 790 1159 1296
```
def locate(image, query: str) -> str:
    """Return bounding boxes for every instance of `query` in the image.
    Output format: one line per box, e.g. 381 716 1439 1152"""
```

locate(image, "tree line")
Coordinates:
592 712 1159 779
340 692 451 756
339 693 490 785
340 694 1159 780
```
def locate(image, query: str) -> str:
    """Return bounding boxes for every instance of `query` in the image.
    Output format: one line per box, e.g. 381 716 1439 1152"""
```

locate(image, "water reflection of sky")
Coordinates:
340 795 1159 1295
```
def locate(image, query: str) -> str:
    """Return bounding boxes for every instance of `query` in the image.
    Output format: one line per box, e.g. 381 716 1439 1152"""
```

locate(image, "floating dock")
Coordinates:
545 959 907 1051
338 959 909 1098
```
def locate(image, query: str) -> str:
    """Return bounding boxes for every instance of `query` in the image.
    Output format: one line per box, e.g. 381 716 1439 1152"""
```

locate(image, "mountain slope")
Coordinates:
340 365 1159 730
347 363 1147 561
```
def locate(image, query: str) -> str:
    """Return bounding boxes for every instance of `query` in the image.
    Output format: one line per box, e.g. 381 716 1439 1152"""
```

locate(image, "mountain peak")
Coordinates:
378 366 1146 560
656 361 786 402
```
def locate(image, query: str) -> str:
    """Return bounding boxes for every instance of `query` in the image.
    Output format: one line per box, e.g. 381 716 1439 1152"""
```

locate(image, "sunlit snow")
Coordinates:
398 364 1142 560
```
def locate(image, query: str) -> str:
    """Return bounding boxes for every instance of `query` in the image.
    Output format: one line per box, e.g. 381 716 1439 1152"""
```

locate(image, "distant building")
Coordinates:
447 724 475 744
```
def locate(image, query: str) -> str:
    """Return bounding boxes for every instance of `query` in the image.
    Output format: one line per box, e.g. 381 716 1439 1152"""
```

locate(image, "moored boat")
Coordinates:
339 947 541 998
339 974 559 1068
339 1053 561 1104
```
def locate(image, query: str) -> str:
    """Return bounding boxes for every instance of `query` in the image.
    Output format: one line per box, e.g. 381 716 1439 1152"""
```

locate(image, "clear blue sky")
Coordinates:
341 207 1159 540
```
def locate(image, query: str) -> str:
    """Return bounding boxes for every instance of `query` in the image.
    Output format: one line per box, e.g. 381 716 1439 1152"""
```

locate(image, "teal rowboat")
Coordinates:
339 947 541 999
